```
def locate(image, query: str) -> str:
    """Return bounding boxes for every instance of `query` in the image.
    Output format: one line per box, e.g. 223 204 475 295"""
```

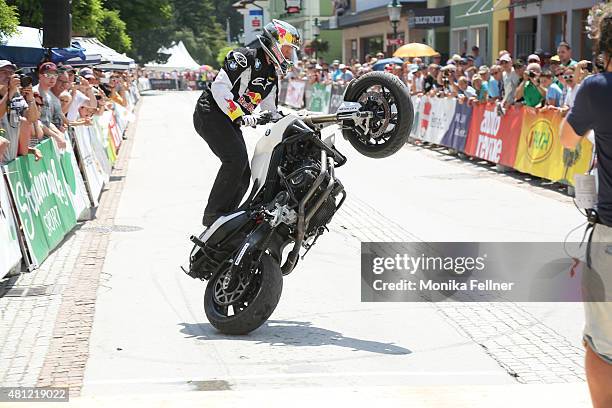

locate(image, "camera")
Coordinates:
585 61 593 73
75 76 81 85
528 71 537 79
19 75 32 88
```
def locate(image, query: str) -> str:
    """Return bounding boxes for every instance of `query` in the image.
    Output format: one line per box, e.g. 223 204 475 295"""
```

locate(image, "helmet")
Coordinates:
257 19 302 76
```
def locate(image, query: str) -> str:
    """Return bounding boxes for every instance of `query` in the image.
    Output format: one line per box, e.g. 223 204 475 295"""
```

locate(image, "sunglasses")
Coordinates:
42 72 58 78
563 75 574 80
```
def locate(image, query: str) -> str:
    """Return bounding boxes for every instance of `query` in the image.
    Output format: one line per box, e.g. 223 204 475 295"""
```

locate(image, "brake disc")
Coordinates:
213 266 253 306
358 91 391 138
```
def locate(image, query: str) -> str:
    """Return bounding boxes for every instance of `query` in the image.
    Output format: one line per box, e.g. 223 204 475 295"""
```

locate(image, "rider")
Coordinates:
193 19 301 227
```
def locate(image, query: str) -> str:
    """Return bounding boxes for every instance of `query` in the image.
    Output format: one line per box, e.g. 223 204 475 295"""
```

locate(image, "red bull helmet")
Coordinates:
257 19 302 77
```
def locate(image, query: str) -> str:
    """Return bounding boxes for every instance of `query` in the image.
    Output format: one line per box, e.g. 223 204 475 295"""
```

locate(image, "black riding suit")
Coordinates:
193 47 279 226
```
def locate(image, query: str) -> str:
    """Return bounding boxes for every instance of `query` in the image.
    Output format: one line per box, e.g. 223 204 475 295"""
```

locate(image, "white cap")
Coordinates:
527 54 541 62
499 54 512 63
339 63 346 69
0 60 17 70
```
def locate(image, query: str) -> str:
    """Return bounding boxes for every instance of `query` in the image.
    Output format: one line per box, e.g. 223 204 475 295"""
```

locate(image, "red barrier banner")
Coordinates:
463 103 524 167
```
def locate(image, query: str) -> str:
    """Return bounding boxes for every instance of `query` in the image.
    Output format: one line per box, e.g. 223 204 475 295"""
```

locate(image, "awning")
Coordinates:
145 41 200 71
72 37 134 70
0 26 90 67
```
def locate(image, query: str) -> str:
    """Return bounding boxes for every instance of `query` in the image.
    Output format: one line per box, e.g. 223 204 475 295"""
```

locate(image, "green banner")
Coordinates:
5 139 77 266
308 83 332 113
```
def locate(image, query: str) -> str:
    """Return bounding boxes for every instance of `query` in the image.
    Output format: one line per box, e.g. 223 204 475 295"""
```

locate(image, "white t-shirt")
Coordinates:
67 90 90 121
564 84 579 108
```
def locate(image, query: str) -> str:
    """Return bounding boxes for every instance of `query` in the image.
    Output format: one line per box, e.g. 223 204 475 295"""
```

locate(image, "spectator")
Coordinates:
557 41 577 67
471 74 488 102
539 70 563 107
453 76 477 98
410 65 425 94
58 91 72 115
32 62 67 149
66 69 101 122
108 73 128 107
338 63 354 82
500 54 519 106
478 65 490 82
471 46 484 68
487 65 503 100
550 55 564 88
515 62 545 107
561 67 578 109
527 53 541 65
432 53 442 66
423 64 440 93
0 60 41 163
376 52 385 60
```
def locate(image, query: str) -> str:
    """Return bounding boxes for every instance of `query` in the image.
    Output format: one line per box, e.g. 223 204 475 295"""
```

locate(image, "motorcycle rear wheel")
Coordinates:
204 252 282 335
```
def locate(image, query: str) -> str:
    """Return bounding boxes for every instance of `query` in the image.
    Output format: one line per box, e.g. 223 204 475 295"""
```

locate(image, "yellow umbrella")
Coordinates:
393 43 438 58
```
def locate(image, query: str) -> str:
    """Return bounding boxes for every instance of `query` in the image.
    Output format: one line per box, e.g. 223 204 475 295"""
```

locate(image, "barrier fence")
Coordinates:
0 87 141 278
279 79 593 193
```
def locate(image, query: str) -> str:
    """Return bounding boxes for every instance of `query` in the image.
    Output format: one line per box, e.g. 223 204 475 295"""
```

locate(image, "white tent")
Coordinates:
72 37 134 70
145 41 200 71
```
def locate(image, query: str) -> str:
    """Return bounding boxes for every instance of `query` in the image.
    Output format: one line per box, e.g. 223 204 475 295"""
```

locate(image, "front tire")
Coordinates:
204 253 283 334
343 72 413 158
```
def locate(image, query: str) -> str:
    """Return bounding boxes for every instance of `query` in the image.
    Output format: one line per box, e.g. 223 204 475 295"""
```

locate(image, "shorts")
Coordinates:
583 222 612 364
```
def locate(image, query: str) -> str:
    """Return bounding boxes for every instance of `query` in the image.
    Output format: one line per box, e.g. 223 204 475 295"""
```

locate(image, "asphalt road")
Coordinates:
80 91 588 400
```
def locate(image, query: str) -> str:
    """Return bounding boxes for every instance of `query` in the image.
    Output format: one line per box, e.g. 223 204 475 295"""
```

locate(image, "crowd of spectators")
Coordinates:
0 59 138 165
285 42 598 116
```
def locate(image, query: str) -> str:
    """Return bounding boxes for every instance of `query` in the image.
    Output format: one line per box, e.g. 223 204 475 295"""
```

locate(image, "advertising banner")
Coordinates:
73 126 108 207
409 95 422 138
328 83 346 114
0 171 22 278
61 131 91 219
93 114 117 164
463 103 523 166
421 97 456 144
148 79 178 90
279 78 289 106
513 108 594 185
107 110 123 151
5 139 77 267
308 83 332 113
440 101 473 151
285 80 306 109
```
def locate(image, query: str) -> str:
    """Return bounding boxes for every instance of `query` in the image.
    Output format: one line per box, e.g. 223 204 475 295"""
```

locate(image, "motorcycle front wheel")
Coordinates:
204 252 282 335
343 71 414 158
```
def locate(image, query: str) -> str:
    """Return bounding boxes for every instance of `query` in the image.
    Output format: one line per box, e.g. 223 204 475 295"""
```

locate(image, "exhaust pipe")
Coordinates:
282 150 330 275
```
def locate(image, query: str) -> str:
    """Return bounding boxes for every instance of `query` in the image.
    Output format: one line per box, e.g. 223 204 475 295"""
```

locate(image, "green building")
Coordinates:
267 0 343 62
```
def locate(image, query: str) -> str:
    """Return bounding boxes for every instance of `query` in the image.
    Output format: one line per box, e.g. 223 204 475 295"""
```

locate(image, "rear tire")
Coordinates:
204 253 283 335
343 72 413 158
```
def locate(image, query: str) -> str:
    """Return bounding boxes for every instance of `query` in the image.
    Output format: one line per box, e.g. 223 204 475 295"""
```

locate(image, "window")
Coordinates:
351 39 358 60
470 26 488 62
362 36 384 58
452 28 468 56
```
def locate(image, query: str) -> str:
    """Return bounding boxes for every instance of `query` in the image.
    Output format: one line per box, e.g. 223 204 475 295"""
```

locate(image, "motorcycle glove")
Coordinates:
241 114 258 127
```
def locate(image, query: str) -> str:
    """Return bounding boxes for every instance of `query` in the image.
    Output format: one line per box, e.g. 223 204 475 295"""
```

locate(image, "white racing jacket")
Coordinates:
208 47 279 122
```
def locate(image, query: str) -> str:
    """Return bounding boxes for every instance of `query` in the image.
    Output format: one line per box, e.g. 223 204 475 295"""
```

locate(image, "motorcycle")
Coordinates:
183 72 414 334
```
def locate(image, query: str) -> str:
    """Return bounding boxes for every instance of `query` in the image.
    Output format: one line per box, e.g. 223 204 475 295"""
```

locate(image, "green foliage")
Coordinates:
0 0 19 38
98 9 131 53
216 44 235 67
71 0 104 36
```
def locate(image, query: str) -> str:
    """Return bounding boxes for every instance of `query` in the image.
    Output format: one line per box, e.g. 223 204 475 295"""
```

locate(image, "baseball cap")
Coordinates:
58 64 75 73
409 64 418 73
478 66 490 74
339 63 346 69
332 59 340 65
550 55 561 62
499 54 512 63
0 60 17 70
39 62 57 72
527 54 540 62
79 67 96 79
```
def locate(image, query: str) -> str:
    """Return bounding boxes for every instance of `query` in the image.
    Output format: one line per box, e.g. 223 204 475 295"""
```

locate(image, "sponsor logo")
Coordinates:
251 77 274 90
233 52 248 68
226 98 243 120
475 109 503 162
255 58 262 70
237 95 256 113
246 91 262 104
228 61 238 71
526 118 554 163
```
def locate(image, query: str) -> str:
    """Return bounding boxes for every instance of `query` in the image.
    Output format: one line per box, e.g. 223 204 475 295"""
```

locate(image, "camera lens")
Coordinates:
19 75 32 87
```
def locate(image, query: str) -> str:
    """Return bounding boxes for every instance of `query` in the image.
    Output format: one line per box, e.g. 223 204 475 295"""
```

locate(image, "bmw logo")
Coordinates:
255 58 262 70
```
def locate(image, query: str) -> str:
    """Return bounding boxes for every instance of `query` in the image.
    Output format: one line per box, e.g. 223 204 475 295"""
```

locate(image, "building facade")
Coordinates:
511 0 597 60
337 0 428 63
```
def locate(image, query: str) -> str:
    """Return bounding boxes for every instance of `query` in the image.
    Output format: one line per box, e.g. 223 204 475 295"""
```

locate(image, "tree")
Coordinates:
99 9 131 53
0 0 19 38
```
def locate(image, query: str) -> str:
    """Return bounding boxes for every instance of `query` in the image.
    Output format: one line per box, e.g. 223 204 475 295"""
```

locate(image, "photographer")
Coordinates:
560 7 612 408
0 60 41 164
514 63 545 107
437 64 456 96
32 62 67 149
